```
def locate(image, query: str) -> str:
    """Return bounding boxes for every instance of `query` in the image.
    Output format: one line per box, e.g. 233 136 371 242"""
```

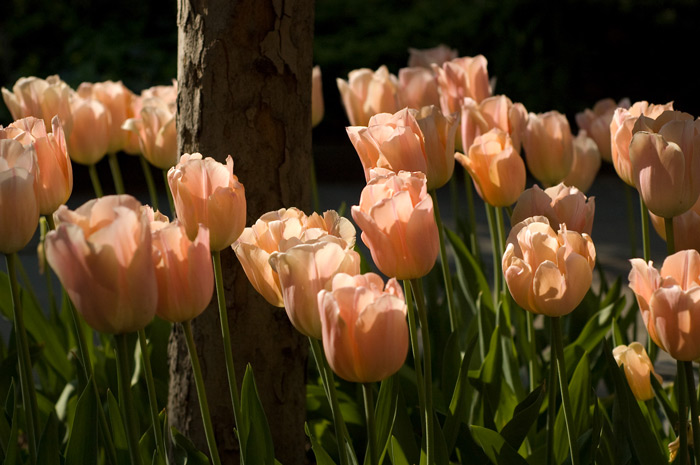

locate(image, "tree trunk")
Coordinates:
169 1 313 463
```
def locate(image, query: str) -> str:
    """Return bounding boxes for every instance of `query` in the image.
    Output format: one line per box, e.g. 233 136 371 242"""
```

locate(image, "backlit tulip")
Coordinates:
45 195 157 333
613 342 661 401
455 128 525 207
318 272 408 383
312 66 324 128
141 80 178 112
78 80 136 154
337 66 401 127
268 235 360 339
522 111 574 187
397 67 440 110
351 169 439 280
408 44 458 68
433 55 492 115
67 96 111 165
0 139 39 254
629 250 700 361
122 97 177 169
575 97 630 162
2 75 74 137
460 95 528 154
562 131 601 193
347 106 458 190
502 216 596 316
233 208 356 307
510 183 595 235
649 197 700 253
168 153 246 252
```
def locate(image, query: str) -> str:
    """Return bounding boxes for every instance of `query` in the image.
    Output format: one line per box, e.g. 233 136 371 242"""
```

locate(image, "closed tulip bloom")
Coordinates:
562 131 601 193
141 80 178 112
610 100 674 186
352 169 439 280
613 342 662 401
122 97 177 169
318 273 408 383
168 153 246 252
337 66 401 127
233 208 355 307
522 111 574 187
78 80 137 154
397 67 440 110
503 216 596 316
312 66 324 128
649 197 700 253
575 97 630 163
629 112 700 218
2 75 74 137
455 128 525 207
268 235 361 339
44 195 157 333
149 213 214 322
629 250 700 361
3 116 72 215
433 55 492 115
408 44 458 68
0 139 39 254
510 183 595 235
460 95 528 154
67 96 111 165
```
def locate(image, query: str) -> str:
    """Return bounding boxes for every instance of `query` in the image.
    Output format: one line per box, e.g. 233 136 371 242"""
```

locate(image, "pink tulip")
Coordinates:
613 342 661 401
575 97 630 163
649 196 700 253
352 169 439 280
67 96 111 165
122 97 177 169
397 67 440 110
318 273 408 383
141 80 178 111
312 66 324 128
562 131 601 193
337 66 401 127
168 153 246 252
510 183 595 235
522 111 574 187
45 195 157 333
78 80 137 154
433 55 492 115
460 95 528 154
629 250 700 361
408 44 458 68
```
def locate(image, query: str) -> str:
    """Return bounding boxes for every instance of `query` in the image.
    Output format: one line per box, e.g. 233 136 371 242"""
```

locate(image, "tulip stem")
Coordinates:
664 217 675 256
403 280 426 444
551 316 579 465
183 320 223 465
677 360 689 465
5 253 38 464
310 157 320 213
638 194 650 262
137 328 166 461
545 335 558 465
114 333 143 465
162 169 177 218
429 189 458 332
411 278 434 465
88 163 104 198
684 361 700 465
623 183 637 258
485 204 502 314
527 311 537 393
363 383 377 465
139 156 159 211
211 250 243 454
464 172 481 264
108 152 126 194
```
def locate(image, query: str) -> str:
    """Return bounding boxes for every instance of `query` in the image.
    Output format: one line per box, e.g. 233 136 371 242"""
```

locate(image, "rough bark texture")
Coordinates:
169 1 313 463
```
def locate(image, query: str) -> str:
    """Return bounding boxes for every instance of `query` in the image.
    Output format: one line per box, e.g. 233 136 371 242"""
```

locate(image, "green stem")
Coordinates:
310 157 320 213
677 360 689 465
429 189 458 332
5 253 38 464
108 152 126 194
162 169 177 218
137 329 166 460
411 278 434 465
639 195 651 262
527 311 537 393
545 335 558 465
449 175 460 226
664 217 675 256
88 163 104 198
624 183 637 258
139 156 159 210
114 333 143 465
551 317 579 465
464 172 481 264
684 361 700 465
183 321 222 465
363 383 377 465
485 204 502 316
494 206 512 327
403 280 426 443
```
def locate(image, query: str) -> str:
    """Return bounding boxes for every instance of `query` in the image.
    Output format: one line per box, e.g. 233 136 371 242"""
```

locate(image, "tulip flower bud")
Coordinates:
67 96 111 166
397 67 440 110
433 55 492 115
78 80 137 154
522 111 574 187
511 183 595 235
337 66 401 127
312 66 324 128
122 97 177 169
575 97 630 163
613 342 661 401
2 75 74 137
649 197 700 253
460 95 528 154
562 131 601 193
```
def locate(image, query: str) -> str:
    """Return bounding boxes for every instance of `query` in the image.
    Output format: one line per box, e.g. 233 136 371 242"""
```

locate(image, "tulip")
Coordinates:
2 75 74 137
649 196 700 253
351 169 439 280
460 95 528 154
397 67 440 110
610 100 674 186
408 44 458 68
0 139 39 254
337 66 401 127
612 342 661 401
575 97 630 163
122 97 178 169
318 272 408 383
312 66 324 127
67 96 111 166
502 216 596 316
268 235 360 339
141 80 178 111
347 106 458 190
629 250 700 361
78 80 137 154
522 110 574 187
628 111 700 218
510 183 595 235
562 131 601 193
3 116 72 215
433 55 492 115
168 153 246 252
44 195 157 334
455 128 525 207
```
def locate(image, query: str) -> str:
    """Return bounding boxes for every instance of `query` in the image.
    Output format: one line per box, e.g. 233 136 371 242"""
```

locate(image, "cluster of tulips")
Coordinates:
2 42 700 465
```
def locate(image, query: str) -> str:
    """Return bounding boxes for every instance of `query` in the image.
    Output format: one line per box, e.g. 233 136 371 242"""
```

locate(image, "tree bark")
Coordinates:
169 1 313 463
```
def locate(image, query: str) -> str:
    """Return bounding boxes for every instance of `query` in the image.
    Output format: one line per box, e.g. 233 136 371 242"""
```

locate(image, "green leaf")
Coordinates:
444 227 493 312
171 426 210 465
442 332 478 453
499 384 544 451
240 364 275 465
305 422 336 465
553 352 591 464
469 426 529 465
1 382 18 465
36 412 61 465
107 390 130 465
65 378 98 465
372 374 399 465
388 435 410 465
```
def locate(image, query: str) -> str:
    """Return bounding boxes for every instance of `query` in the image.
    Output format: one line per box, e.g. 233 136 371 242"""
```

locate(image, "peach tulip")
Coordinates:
562 131 601 193
78 80 137 154
503 216 596 316
455 128 525 207
3 116 72 215
433 55 492 115
141 80 178 112
233 208 356 307
347 106 458 190
613 342 661 401
312 66 324 128
337 66 401 127
629 250 700 361
168 153 246 252
629 111 700 218
122 97 177 169
318 273 408 383
397 67 440 110
0 139 39 254
610 100 674 186
408 44 458 68
44 195 157 333
268 235 361 339
2 75 74 137
522 111 574 187
510 183 595 235
649 196 700 253
351 169 439 280
575 97 630 163
67 96 111 166
460 95 528 154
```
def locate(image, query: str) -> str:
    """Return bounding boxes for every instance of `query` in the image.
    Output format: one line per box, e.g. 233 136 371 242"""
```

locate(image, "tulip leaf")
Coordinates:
499 383 545 451
239 364 275 465
469 425 529 465
443 332 478 453
170 426 210 465
444 227 493 312
305 422 336 465
388 435 410 465
370 374 399 465
1 382 18 465
553 352 590 464
388 383 420 465
65 377 98 465
36 412 60 465
107 389 130 464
